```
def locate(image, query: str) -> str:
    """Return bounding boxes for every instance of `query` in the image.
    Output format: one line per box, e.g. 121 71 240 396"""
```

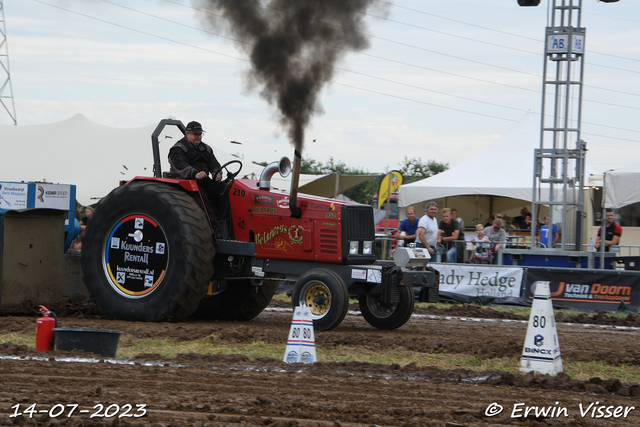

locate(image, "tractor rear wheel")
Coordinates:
358 286 414 330
292 268 349 332
193 279 279 321
81 180 215 321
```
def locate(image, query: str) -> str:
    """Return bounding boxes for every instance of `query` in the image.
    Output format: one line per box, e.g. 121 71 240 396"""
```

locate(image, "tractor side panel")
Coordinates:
229 179 345 264
313 219 343 263
252 216 314 261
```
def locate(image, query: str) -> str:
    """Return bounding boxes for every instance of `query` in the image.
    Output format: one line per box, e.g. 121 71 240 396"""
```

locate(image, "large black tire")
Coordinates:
81 180 215 321
193 279 279 321
291 268 349 332
358 286 415 330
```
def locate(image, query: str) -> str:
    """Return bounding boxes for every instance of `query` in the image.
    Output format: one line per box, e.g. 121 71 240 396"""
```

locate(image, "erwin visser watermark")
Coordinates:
485 402 636 419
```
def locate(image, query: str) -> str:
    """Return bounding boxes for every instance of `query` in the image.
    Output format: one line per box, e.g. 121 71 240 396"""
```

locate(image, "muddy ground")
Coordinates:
2 299 640 426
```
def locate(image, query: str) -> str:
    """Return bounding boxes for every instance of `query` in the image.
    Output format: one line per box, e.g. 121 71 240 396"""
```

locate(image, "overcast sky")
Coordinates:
3 0 639 175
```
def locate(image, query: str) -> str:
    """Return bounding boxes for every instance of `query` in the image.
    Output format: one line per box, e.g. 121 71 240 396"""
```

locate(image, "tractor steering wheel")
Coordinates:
212 160 243 185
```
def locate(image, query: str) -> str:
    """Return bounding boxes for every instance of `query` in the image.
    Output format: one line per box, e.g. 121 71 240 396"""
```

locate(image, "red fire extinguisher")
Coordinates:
35 305 57 352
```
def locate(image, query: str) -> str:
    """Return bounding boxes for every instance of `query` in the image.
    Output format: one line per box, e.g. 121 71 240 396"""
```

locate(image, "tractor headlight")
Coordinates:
349 241 359 255
362 241 373 255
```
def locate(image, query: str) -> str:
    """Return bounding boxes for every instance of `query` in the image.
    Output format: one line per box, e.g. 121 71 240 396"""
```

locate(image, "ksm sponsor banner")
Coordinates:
524 268 640 312
430 263 524 298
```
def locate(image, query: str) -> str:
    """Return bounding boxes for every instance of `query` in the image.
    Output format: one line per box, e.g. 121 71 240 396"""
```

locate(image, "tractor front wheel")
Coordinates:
292 268 349 332
358 286 414 330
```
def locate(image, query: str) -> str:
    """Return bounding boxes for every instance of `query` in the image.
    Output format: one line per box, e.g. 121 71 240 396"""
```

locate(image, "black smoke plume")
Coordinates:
194 0 384 153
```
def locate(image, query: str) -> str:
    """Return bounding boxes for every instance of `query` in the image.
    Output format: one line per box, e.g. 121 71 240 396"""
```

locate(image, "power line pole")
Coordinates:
0 0 16 125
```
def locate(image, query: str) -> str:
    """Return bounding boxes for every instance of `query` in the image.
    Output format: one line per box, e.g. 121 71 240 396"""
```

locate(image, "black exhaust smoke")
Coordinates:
194 0 385 217
193 0 384 153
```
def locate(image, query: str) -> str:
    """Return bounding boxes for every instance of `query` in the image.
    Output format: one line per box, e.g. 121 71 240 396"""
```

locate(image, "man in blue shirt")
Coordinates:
395 206 419 245
539 215 559 248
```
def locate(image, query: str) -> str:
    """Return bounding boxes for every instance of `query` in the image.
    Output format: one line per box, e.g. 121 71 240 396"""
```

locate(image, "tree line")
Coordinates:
253 156 448 204
260 157 449 204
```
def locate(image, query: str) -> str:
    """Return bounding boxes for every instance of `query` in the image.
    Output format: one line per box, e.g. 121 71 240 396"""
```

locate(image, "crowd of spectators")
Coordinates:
393 204 623 263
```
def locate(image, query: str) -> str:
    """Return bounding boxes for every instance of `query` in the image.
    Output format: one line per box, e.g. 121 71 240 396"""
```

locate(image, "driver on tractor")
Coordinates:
168 121 229 233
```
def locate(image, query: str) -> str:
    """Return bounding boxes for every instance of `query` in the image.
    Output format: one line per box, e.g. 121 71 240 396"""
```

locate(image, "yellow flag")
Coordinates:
377 170 403 209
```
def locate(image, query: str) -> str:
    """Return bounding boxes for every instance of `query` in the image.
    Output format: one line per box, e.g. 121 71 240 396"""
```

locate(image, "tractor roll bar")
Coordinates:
151 119 186 178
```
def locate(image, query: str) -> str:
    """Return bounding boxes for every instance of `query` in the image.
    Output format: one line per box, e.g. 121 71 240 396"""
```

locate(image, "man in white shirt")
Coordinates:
417 201 439 257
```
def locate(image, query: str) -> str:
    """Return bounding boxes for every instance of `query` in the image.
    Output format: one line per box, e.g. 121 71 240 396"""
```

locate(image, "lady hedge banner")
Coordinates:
430 264 524 299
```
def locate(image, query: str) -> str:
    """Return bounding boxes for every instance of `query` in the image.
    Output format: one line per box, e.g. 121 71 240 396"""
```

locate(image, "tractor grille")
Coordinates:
342 204 376 264
342 205 374 241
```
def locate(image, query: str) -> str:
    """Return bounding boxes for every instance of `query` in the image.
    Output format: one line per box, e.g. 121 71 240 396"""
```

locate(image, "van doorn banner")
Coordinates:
524 269 640 312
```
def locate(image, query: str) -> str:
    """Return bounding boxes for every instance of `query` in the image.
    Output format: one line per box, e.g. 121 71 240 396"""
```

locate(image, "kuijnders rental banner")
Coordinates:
524 268 640 312
430 264 524 298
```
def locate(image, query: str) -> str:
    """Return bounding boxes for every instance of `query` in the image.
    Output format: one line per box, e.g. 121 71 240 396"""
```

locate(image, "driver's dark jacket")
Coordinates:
168 137 221 179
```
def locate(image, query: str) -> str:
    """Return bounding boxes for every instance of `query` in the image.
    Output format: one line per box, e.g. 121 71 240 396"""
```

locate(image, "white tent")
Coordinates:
605 163 640 209
399 112 543 207
398 112 599 209
0 114 324 205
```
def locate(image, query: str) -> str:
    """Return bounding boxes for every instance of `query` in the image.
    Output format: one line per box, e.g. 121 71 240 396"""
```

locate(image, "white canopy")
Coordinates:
0 114 323 205
398 112 598 208
298 172 382 198
605 163 640 209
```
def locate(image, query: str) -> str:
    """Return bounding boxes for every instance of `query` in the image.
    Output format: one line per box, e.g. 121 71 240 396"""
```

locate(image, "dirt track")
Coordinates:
2 301 640 426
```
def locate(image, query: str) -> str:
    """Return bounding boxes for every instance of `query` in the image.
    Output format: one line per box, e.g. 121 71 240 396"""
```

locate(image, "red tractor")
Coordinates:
81 119 439 331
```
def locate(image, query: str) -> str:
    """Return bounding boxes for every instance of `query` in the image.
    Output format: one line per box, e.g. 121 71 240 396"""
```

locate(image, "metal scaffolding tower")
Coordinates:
0 0 16 125
531 0 586 251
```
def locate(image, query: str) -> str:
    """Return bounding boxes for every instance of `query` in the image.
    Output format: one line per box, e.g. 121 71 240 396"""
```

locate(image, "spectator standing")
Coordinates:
484 215 495 229
395 206 419 245
539 215 560 248
595 209 622 252
417 201 438 258
81 206 93 229
451 208 464 230
71 206 94 251
506 207 531 229
484 218 506 253
438 208 464 263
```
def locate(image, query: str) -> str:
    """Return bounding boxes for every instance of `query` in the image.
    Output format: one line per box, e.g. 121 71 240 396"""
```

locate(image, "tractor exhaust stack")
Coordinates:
289 150 302 219
259 157 291 191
